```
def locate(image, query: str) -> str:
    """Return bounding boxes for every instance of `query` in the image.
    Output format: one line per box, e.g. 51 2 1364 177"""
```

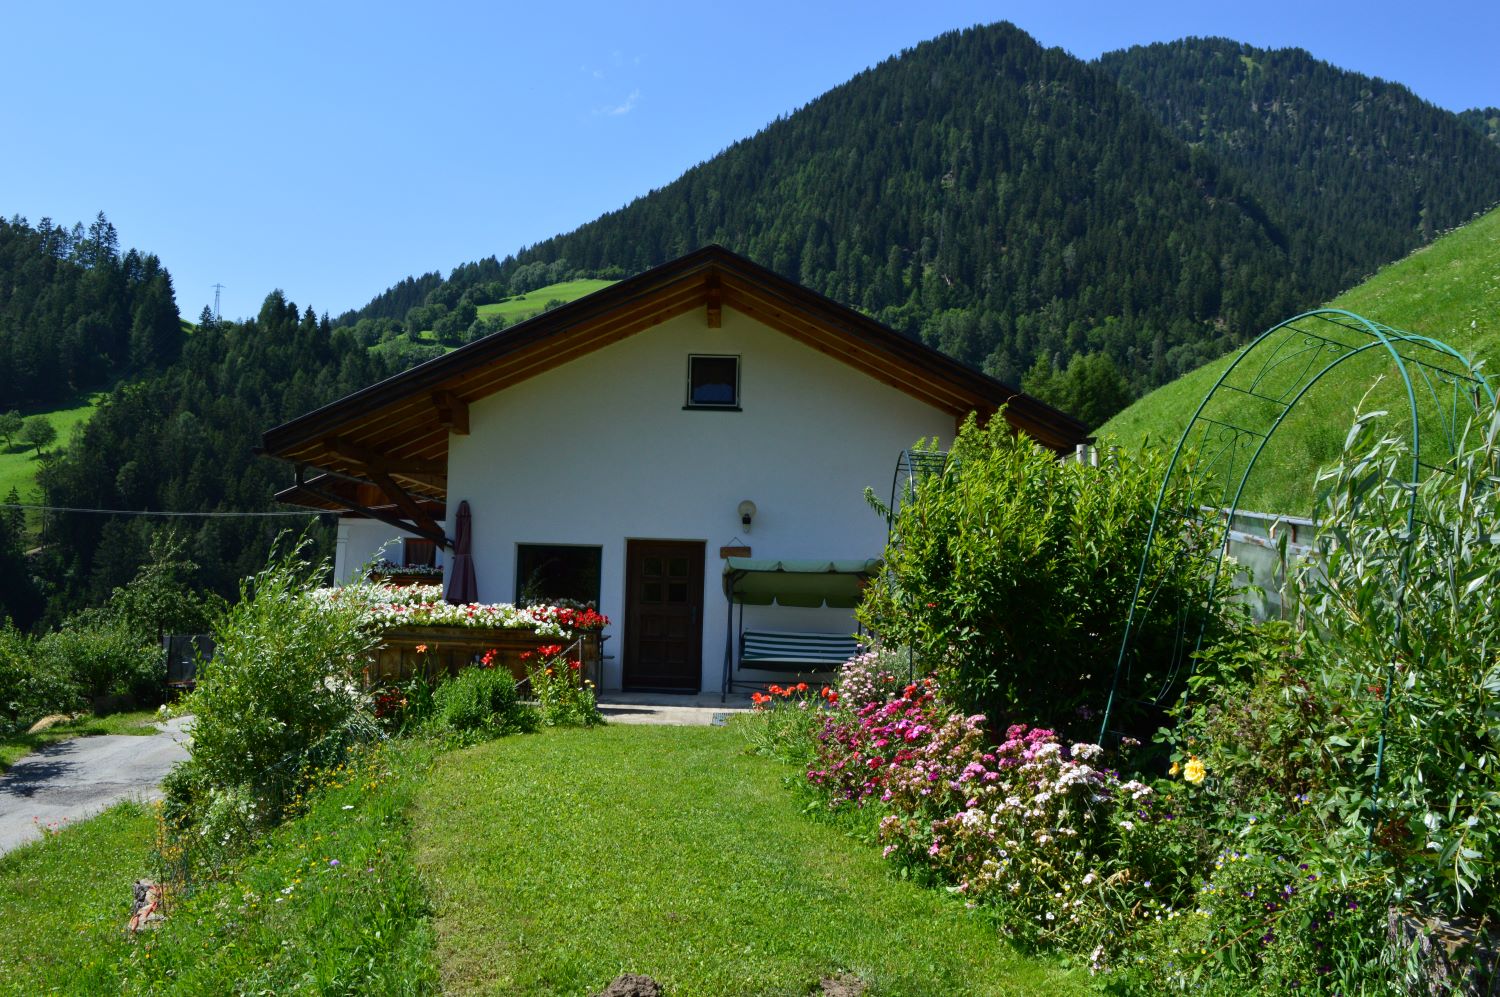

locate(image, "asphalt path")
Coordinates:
0 716 192 855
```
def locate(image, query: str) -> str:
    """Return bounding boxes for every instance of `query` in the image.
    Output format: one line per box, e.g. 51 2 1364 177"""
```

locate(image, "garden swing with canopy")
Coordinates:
720 557 880 700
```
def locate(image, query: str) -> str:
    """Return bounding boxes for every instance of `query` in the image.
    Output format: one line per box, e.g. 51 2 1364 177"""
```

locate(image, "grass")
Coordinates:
0 709 160 772
474 278 616 324
1099 203 1500 512
0 801 159 987
0 389 109 534
413 724 1088 996
0 742 438 994
375 278 620 361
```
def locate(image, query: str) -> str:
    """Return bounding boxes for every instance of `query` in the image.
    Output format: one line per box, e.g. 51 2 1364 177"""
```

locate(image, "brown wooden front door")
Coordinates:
623 539 704 691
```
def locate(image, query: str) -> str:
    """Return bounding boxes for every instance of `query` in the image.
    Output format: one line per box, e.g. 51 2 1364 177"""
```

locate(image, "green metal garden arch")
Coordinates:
1099 309 1494 805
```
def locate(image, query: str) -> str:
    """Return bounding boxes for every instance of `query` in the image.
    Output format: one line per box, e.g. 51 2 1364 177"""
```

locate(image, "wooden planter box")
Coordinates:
367 625 603 691
367 570 443 587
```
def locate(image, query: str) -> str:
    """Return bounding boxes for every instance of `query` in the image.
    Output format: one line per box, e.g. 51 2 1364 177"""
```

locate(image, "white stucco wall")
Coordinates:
335 518 447 583
444 306 955 692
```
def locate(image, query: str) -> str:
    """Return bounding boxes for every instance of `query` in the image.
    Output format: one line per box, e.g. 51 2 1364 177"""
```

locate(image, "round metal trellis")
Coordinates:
881 448 950 681
886 448 949 542
1100 308 1494 828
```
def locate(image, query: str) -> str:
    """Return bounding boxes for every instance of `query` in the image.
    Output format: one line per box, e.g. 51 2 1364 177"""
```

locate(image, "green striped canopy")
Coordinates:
722 557 881 608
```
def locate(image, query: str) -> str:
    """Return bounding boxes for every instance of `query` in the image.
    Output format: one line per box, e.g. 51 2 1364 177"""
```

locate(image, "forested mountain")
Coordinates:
1461 107 1500 148
338 23 1500 423
10 22 1500 627
28 294 394 627
1 213 184 407
1098 39 1500 298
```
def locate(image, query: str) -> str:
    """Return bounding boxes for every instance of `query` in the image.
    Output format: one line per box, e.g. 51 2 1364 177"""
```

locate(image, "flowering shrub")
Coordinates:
309 583 608 636
522 646 603 728
835 649 901 710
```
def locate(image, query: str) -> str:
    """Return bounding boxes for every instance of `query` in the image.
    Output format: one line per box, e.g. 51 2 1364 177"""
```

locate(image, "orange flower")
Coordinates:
415 644 428 654
795 682 808 693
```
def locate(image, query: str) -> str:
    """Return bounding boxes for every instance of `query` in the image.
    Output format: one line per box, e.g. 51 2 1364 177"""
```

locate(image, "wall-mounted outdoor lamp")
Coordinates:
738 500 757 533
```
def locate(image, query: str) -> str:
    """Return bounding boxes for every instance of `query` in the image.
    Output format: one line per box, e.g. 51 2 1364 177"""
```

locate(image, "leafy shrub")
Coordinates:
859 414 1224 737
1298 409 1500 915
0 619 82 734
36 624 163 705
431 665 536 741
186 540 377 821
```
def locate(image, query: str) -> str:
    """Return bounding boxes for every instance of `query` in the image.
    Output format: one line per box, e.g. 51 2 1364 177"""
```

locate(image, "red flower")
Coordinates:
519 651 533 661
569 659 581 671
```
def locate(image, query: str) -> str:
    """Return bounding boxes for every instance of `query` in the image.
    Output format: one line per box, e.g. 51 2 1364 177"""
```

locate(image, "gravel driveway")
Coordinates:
0 716 192 855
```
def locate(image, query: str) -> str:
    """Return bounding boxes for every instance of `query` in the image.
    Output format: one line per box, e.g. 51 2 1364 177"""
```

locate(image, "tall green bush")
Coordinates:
187 540 376 820
859 414 1223 735
35 625 162 705
0 619 82 734
1300 408 1500 914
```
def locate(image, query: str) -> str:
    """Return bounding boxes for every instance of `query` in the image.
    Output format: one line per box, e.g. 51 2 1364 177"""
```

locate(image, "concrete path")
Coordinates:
596 692 755 726
0 716 192 855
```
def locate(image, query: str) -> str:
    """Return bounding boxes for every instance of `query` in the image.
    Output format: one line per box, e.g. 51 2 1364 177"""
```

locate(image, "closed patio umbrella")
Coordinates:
445 500 478 604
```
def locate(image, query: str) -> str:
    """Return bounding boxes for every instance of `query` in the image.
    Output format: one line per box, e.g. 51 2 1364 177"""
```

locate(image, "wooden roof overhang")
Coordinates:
261 246 1088 545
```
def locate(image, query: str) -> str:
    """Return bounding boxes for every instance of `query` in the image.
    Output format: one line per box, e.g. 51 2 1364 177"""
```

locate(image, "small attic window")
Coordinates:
686 354 740 409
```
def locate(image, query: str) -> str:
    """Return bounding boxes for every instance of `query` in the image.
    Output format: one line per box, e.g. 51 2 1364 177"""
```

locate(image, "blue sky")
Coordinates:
3 1 1496 321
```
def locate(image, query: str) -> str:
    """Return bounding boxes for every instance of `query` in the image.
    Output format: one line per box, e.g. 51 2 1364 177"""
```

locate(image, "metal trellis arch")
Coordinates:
1100 308 1494 753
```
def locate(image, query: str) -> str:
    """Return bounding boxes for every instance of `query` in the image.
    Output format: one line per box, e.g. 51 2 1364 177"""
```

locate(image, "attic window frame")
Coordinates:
684 354 741 410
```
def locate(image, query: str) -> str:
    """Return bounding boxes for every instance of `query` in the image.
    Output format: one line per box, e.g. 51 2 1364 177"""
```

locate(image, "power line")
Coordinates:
211 282 225 321
2 502 323 519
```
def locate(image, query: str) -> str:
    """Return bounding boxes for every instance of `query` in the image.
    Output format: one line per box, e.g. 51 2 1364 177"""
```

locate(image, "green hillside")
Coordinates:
475 278 615 324
0 396 101 507
1098 204 1500 514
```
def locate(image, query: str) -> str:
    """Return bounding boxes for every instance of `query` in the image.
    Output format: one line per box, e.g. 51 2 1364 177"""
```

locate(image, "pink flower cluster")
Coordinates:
804 679 1157 947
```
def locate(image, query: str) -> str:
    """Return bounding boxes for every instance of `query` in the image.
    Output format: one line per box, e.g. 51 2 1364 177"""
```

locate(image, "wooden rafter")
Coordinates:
431 390 469 435
293 468 450 547
705 273 722 328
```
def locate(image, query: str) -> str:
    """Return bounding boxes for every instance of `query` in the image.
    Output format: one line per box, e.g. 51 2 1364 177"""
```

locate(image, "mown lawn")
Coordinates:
414 725 1089 996
0 708 160 771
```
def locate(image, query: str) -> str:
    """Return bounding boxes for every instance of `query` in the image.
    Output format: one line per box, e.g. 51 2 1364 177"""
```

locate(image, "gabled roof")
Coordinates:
262 245 1087 509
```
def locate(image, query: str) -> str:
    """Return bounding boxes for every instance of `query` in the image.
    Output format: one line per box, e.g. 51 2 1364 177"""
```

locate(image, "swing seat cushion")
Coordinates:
740 630 860 668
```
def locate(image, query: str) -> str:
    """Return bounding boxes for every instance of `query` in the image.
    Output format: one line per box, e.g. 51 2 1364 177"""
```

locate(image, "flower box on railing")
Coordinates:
368 625 604 689
309 582 609 691
366 561 445 587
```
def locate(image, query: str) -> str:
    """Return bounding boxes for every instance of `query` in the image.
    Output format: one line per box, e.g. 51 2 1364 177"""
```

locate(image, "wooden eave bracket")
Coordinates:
431 390 469 435
294 466 451 549
705 273 722 329
323 436 447 477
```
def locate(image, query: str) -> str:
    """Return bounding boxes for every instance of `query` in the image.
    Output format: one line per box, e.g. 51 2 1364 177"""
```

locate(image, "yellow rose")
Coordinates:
1183 757 1206 785
1169 761 1181 777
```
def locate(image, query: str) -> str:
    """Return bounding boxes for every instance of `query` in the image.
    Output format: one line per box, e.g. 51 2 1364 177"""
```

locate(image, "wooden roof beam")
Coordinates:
432 390 469 435
705 272 722 328
322 436 447 477
292 468 449 547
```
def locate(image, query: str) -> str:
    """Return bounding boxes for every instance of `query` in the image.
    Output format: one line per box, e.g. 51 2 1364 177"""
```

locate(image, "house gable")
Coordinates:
261 246 1087 535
